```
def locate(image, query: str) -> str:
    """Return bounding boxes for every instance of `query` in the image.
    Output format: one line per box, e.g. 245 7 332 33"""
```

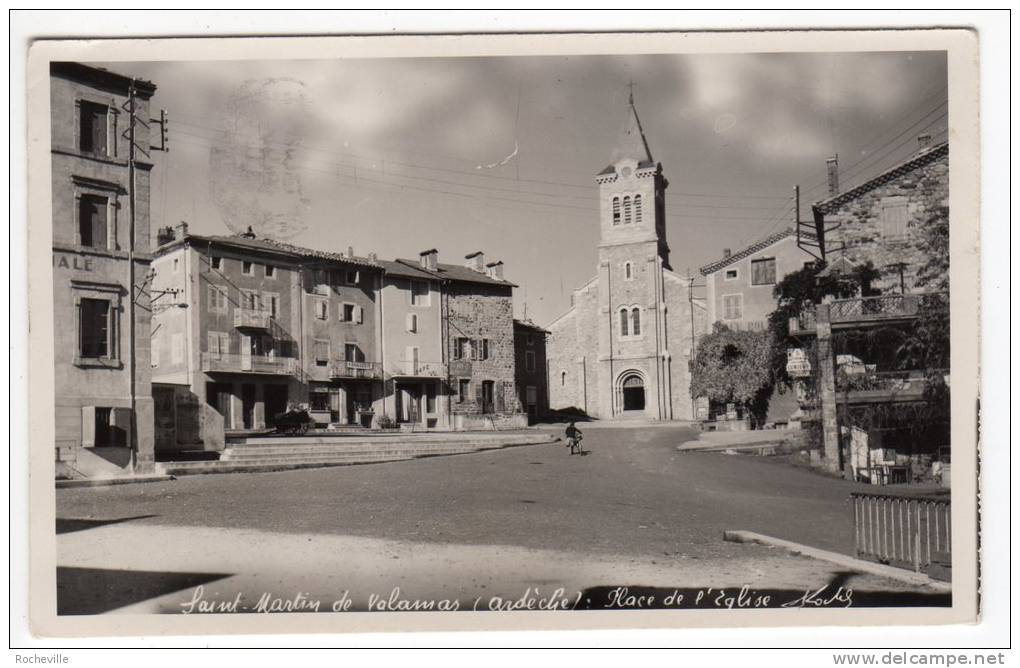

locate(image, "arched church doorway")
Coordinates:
620 373 646 412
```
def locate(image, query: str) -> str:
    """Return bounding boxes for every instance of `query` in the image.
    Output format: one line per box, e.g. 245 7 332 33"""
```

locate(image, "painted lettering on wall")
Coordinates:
53 253 94 272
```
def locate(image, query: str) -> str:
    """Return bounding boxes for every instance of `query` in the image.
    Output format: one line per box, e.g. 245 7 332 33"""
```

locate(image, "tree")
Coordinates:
690 323 777 425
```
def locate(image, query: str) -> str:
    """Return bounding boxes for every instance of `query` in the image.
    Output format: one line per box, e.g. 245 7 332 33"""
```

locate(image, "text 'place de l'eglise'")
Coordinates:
51 61 951 496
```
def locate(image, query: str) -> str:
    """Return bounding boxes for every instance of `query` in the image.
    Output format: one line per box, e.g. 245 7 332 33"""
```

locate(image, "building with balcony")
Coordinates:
50 62 159 478
150 226 383 451
788 140 951 481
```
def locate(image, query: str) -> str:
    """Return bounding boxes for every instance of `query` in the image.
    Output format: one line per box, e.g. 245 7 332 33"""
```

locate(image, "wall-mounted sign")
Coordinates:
786 348 812 377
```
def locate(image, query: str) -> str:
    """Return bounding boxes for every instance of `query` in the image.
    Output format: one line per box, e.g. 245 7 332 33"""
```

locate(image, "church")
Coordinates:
546 96 707 421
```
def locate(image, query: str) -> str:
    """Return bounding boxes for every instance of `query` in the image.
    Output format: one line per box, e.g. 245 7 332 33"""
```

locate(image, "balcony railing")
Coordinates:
201 352 298 375
329 360 382 380
835 369 945 402
830 294 920 323
233 308 273 330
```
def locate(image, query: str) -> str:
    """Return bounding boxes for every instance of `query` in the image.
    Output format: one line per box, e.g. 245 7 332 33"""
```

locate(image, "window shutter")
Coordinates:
496 381 505 412
474 383 484 405
356 305 364 324
81 406 96 448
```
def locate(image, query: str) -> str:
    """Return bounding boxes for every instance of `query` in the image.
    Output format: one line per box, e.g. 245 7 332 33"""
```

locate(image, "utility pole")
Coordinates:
127 83 138 466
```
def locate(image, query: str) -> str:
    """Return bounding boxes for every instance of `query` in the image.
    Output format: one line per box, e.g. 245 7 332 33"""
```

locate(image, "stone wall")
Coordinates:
547 276 600 415
824 150 949 294
446 282 519 415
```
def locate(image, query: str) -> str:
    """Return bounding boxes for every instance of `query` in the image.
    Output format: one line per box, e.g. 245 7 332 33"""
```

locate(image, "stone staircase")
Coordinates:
157 432 558 476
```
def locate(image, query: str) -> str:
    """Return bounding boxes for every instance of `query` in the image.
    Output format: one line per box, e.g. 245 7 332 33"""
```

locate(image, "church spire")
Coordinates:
608 82 654 166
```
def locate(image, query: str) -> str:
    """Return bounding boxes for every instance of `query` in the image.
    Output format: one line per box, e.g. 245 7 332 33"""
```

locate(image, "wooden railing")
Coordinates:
850 491 951 574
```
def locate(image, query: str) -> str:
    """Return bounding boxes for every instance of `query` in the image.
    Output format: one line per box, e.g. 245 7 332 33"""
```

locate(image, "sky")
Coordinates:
99 51 947 327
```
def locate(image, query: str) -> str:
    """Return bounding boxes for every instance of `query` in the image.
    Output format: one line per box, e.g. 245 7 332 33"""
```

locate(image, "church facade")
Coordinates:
546 99 707 421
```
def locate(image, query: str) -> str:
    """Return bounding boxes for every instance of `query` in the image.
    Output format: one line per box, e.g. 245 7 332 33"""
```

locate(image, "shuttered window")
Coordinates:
79 101 108 155
79 298 110 358
751 258 777 285
881 199 910 241
78 194 108 249
314 339 330 366
722 295 743 320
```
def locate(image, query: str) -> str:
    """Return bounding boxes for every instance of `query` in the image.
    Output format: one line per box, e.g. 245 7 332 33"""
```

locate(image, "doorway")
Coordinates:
264 384 288 427
621 374 645 412
481 380 495 414
241 384 256 429
396 382 421 423
206 382 233 428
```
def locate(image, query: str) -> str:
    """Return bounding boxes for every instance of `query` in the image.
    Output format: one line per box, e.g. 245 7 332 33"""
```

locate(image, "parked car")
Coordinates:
274 408 315 435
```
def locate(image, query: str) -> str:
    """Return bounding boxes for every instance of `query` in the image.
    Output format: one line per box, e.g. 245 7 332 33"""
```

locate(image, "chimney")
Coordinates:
419 248 439 271
826 155 839 197
240 225 256 239
486 260 504 280
175 221 189 239
347 245 354 258
465 251 485 272
722 248 731 259
917 133 932 152
156 226 175 246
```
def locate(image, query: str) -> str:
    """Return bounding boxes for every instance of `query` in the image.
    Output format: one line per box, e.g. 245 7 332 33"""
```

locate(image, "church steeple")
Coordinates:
608 84 654 167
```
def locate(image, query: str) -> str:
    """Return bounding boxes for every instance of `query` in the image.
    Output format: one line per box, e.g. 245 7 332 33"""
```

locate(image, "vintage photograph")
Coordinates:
26 30 980 634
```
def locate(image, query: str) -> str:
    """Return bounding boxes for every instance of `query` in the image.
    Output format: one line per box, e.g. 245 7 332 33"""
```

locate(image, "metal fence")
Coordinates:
830 294 920 323
851 491 951 573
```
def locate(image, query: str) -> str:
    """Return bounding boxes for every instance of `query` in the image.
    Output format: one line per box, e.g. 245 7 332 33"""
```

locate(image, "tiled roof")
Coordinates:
514 319 549 334
699 228 808 276
392 259 518 288
172 233 381 268
813 141 949 215
377 259 437 280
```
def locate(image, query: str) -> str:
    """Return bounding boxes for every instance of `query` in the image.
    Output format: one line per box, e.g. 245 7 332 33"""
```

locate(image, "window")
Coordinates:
724 268 738 281
525 350 536 373
79 298 111 358
207 285 228 313
634 194 643 223
619 308 629 336
211 256 222 270
410 280 430 306
560 371 567 386
265 264 275 278
341 303 355 322
345 343 363 363
78 194 108 249
481 339 490 361
751 258 777 286
405 346 419 373
623 196 632 224
82 406 128 448
881 198 910 241
612 197 621 225
631 308 641 336
172 258 180 273
454 337 472 361
346 269 359 285
309 391 331 412
426 384 437 413
79 101 108 155
458 379 471 403
313 339 330 366
241 289 260 310
312 269 329 295
314 300 328 320
263 293 279 318
722 294 743 320
242 260 254 276
207 331 229 359
406 313 418 333
624 262 633 280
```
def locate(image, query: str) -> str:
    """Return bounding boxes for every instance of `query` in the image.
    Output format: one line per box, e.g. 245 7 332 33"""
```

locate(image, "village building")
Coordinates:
150 226 383 454
792 139 951 479
50 62 159 478
546 96 707 421
513 319 550 420
377 252 450 429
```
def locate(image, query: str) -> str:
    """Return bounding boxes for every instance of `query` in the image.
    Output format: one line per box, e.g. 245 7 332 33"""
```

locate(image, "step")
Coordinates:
219 440 543 457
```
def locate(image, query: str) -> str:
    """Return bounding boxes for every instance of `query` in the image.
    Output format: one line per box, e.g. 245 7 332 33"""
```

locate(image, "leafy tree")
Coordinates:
690 323 777 425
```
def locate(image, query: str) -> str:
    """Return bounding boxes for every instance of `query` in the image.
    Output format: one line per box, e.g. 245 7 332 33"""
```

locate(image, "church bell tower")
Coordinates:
595 89 670 269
